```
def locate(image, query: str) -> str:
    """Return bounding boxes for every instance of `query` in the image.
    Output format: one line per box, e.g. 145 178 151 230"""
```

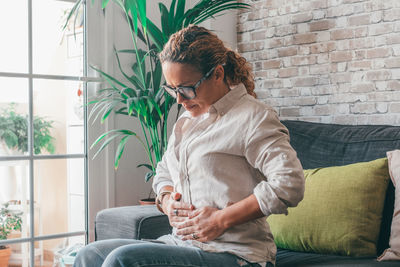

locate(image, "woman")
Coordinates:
74 25 304 267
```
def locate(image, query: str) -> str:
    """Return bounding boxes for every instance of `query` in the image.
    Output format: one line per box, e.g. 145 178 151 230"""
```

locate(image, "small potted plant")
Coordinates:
0 202 22 267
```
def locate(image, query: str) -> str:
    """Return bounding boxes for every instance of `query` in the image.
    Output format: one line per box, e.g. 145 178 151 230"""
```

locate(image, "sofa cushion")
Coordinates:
268 158 390 257
378 150 400 261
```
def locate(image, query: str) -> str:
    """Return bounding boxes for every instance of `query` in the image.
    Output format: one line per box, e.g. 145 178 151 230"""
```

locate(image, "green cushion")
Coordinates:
267 158 390 257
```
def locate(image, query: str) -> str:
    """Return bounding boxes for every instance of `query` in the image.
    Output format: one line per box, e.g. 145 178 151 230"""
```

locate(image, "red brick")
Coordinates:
293 77 319 87
388 80 400 90
354 50 366 60
350 83 375 93
330 73 353 84
309 20 334 32
310 0 328 9
278 68 299 78
387 35 400 45
266 38 283 48
291 55 317 66
263 60 282 69
278 47 297 57
348 14 370 26
280 107 300 116
310 42 335 53
331 29 354 40
327 5 353 17
369 23 394 36
263 79 283 88
310 64 330 74
366 48 391 59
385 58 400 68
275 25 297 37
349 38 374 49
383 8 400 22
251 31 266 40
293 33 317 44
292 12 313 23
331 51 353 62
366 70 392 81
354 27 368 38
348 61 372 71
389 103 400 113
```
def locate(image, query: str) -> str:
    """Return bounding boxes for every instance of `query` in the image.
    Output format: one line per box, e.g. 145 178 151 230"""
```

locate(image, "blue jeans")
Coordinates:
73 239 267 267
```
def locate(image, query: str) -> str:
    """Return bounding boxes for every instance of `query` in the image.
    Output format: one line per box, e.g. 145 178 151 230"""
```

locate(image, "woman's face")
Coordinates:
162 62 228 117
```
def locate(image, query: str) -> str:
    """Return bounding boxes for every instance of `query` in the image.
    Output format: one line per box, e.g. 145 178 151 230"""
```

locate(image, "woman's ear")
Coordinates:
214 65 225 82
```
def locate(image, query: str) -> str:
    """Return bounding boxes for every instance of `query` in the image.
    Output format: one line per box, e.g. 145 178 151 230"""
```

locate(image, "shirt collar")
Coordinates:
210 83 248 117
179 83 248 119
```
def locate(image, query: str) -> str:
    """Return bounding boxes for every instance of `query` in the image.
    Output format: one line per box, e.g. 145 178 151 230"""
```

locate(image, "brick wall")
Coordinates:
237 0 400 125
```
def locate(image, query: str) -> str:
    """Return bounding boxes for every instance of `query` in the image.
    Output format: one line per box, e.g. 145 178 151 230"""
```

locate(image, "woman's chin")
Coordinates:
186 106 205 117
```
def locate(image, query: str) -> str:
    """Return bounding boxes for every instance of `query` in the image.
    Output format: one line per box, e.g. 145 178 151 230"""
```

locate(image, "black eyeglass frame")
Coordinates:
162 66 217 100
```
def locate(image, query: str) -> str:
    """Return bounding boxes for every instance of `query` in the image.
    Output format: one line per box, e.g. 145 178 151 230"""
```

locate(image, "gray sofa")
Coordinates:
95 120 400 266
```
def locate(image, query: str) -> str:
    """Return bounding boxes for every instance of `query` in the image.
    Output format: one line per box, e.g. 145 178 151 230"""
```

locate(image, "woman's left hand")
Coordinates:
174 206 226 242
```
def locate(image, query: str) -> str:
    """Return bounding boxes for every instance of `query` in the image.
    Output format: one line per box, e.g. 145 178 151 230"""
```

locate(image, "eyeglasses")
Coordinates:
162 66 216 100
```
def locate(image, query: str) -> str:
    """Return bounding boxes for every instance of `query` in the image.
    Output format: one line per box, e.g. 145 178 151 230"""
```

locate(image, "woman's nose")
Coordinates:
176 92 185 104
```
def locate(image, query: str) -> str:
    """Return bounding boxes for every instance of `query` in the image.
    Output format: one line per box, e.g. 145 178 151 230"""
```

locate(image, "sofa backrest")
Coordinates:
281 120 400 255
281 120 400 169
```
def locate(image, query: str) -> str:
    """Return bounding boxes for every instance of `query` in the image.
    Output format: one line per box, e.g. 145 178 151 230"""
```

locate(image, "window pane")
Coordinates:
0 1 28 73
33 0 83 76
42 236 85 267
33 79 84 155
8 241 33 267
35 159 85 237
0 77 29 156
0 160 29 204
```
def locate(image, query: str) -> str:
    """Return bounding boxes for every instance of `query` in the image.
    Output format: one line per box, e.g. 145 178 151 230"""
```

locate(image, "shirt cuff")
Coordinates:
156 181 174 195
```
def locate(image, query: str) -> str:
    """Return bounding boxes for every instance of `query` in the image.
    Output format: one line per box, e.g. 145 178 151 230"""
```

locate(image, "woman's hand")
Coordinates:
162 192 194 225
175 206 227 242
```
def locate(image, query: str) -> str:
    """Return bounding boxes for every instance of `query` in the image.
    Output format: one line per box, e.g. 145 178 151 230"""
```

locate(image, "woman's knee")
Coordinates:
74 239 142 267
74 242 106 267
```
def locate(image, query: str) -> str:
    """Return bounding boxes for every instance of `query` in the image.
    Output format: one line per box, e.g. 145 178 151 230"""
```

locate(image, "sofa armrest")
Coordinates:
95 205 172 241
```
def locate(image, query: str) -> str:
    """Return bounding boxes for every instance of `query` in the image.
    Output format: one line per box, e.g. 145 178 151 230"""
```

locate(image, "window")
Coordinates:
0 0 101 266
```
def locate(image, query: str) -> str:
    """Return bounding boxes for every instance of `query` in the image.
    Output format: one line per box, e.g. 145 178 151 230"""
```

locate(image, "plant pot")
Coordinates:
139 198 156 205
0 246 11 267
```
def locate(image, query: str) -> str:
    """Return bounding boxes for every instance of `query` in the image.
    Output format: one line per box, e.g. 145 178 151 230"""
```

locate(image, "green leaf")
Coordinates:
159 3 170 38
137 0 147 35
125 0 138 34
137 164 153 170
145 171 155 182
101 0 110 9
174 0 186 31
90 65 128 88
115 135 130 169
145 19 164 52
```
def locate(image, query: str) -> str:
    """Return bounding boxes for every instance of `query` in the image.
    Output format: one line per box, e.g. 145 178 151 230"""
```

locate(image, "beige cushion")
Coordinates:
378 150 400 261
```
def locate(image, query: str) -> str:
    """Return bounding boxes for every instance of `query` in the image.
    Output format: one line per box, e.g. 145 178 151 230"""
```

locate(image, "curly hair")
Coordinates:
159 25 256 98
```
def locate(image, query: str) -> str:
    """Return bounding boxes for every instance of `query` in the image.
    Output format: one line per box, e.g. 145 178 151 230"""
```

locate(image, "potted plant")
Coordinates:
66 0 249 203
0 103 55 155
0 202 22 267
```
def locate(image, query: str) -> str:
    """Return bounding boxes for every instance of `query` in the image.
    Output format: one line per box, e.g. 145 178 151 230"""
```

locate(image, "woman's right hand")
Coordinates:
162 192 194 226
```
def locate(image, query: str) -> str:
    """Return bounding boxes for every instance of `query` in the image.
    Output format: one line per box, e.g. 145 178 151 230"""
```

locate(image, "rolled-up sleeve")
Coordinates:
245 108 305 217
152 137 174 195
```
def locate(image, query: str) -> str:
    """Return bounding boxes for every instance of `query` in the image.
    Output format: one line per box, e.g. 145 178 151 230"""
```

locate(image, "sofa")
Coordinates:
95 120 400 266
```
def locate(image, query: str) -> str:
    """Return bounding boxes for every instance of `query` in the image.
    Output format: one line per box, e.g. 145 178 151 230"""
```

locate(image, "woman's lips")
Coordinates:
184 104 196 110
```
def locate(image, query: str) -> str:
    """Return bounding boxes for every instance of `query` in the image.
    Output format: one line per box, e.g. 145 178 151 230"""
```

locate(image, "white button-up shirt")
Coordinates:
153 83 304 264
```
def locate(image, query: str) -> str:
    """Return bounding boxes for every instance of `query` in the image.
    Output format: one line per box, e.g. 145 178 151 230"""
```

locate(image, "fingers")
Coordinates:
172 192 181 201
176 225 198 237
